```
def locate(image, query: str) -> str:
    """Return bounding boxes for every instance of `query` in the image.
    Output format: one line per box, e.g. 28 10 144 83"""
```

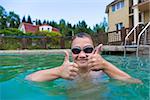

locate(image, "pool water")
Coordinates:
0 53 149 100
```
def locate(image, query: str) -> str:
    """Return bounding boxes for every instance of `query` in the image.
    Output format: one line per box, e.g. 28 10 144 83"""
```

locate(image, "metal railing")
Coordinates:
124 22 144 57
136 21 150 57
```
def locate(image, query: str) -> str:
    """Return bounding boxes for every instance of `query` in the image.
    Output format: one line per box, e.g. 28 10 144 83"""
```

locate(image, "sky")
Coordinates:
0 0 113 28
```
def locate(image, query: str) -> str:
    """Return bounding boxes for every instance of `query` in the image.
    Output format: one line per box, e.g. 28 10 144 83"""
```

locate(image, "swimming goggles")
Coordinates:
71 46 94 54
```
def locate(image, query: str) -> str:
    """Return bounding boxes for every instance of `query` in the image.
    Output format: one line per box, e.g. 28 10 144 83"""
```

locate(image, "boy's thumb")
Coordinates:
94 44 103 54
64 51 69 62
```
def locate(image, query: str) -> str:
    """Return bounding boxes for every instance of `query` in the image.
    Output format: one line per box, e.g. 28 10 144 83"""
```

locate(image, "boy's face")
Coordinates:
71 37 94 68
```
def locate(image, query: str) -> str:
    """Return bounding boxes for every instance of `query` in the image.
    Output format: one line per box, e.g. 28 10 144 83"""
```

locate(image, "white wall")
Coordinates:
19 24 26 33
39 25 52 32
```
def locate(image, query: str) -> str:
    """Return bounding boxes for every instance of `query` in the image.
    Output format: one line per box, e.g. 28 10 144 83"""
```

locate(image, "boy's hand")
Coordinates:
58 51 79 80
88 44 106 71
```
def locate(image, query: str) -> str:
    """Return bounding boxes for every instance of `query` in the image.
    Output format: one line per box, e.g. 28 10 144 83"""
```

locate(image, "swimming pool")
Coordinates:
0 53 149 100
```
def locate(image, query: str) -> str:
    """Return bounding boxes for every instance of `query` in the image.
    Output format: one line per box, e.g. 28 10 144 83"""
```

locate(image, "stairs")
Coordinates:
138 45 150 55
140 25 150 45
124 21 150 57
138 24 150 55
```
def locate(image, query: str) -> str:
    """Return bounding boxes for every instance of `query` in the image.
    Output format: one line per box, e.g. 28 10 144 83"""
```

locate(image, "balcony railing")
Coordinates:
107 28 131 45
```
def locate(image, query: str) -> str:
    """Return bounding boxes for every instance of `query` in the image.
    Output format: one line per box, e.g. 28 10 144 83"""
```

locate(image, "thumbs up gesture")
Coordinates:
58 51 79 80
88 44 106 71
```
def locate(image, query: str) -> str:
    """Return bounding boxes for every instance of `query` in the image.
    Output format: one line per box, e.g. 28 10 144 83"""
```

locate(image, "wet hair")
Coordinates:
71 32 94 47
72 32 92 41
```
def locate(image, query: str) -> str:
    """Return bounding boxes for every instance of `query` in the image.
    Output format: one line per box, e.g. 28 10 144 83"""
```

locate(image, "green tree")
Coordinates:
102 17 108 32
74 20 93 34
49 21 59 29
7 11 20 28
66 23 73 36
0 6 20 29
93 24 102 33
43 20 46 24
27 15 32 24
46 20 50 25
35 19 38 25
0 5 7 29
78 20 87 29
59 19 67 36
37 19 42 25
93 17 108 33
22 16 26 22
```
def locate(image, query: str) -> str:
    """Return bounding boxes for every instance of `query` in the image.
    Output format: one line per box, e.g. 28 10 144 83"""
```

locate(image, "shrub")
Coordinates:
0 28 24 36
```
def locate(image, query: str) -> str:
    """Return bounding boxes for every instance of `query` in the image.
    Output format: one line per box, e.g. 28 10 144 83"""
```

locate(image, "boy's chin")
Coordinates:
77 63 88 68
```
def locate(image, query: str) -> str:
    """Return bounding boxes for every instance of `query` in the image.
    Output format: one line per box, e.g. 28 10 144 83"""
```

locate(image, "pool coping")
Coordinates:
0 49 71 54
1 45 149 54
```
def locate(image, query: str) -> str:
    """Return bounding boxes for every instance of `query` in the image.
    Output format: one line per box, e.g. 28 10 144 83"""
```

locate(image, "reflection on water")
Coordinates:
0 54 149 100
66 79 108 100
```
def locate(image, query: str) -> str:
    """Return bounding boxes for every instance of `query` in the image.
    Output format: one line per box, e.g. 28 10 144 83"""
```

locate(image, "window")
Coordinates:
117 3 120 10
116 23 123 30
112 1 124 12
42 28 43 30
121 1 124 8
48 28 50 30
112 6 115 12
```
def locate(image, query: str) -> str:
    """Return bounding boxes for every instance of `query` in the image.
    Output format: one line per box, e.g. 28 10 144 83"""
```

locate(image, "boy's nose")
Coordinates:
78 51 86 58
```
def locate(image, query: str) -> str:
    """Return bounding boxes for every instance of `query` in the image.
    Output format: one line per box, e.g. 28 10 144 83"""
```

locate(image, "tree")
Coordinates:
0 5 7 29
43 20 46 24
74 20 93 34
59 19 66 34
27 15 32 24
67 23 72 28
93 17 108 33
46 20 50 25
59 19 66 25
0 6 20 29
7 11 20 28
93 23 106 33
78 20 87 29
35 19 38 25
66 23 73 36
36 19 42 25
22 16 26 22
49 21 58 28
102 17 108 32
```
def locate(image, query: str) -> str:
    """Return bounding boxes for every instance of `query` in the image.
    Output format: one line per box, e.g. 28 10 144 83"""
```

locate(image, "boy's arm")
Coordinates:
26 51 78 82
26 67 61 82
102 60 142 83
102 59 131 79
89 44 142 83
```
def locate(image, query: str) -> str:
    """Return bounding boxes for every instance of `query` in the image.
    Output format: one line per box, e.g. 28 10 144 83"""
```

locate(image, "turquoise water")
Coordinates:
0 53 149 100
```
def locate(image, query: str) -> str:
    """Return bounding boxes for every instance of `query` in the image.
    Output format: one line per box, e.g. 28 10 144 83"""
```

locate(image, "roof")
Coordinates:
40 24 51 26
22 23 39 33
105 0 123 13
19 22 60 33
52 27 60 32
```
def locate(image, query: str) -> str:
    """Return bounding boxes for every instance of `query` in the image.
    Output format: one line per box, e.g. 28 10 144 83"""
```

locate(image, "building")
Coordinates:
105 0 150 44
18 22 59 33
